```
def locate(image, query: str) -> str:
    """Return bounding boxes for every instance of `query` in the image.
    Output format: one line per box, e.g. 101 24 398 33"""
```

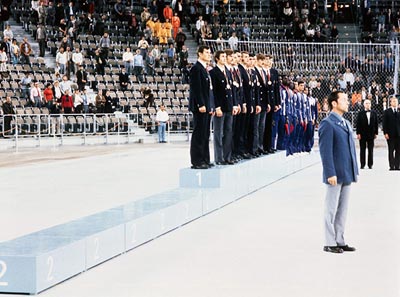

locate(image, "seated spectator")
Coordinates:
142 87 154 108
283 1 293 24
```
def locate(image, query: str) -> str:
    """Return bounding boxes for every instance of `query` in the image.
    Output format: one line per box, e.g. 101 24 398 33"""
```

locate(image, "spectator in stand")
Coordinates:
76 64 87 91
216 31 226 50
104 90 114 113
72 47 83 70
20 72 32 99
65 1 77 19
343 68 355 92
122 47 134 74
119 67 129 91
10 39 19 65
175 0 184 22
242 22 251 40
20 37 32 65
146 50 155 75
159 23 168 45
384 52 394 72
152 17 161 38
98 32 110 59
133 49 144 82
113 0 125 21
178 45 189 69
337 74 346 91
65 46 73 78
171 12 180 39
149 0 157 17
128 12 139 37
228 32 238 51
43 83 54 110
157 0 166 22
60 75 72 95
195 15 204 43
175 27 186 53
301 3 309 20
81 88 92 113
141 7 151 30
201 22 212 41
166 43 176 68
59 18 68 37
94 49 105 75
0 48 7 74
46 1 56 26
95 90 106 113
3 24 13 41
61 89 74 113
378 10 386 33
165 18 173 40
30 81 43 108
156 104 169 143
36 23 46 58
52 80 62 104
138 36 149 60
163 4 173 22
309 1 319 24
73 89 84 113
1 96 14 136
203 2 212 23
55 2 65 27
283 1 293 24
331 25 339 42
151 44 162 67
56 47 68 74
352 76 363 93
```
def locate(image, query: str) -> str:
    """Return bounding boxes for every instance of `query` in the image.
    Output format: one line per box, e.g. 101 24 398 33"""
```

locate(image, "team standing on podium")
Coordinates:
189 45 318 169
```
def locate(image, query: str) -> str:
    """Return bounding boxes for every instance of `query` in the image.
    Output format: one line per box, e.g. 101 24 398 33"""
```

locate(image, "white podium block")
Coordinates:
0 234 85 294
124 189 203 251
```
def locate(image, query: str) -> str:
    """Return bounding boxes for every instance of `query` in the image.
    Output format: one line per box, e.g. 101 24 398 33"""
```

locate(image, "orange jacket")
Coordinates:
163 7 173 21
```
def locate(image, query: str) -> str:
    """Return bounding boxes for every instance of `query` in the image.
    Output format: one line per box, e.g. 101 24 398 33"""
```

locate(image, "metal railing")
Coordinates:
0 112 193 148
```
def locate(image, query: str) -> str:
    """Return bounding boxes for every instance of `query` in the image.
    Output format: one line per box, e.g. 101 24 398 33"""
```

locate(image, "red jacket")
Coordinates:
61 95 73 108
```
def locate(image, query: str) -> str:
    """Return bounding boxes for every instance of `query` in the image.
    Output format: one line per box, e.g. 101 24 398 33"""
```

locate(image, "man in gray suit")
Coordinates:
318 91 359 254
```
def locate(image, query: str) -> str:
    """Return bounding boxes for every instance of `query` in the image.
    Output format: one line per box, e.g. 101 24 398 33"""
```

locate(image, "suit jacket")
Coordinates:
254 67 269 110
382 108 400 138
319 112 359 184
266 67 280 109
238 64 252 107
209 65 234 112
76 70 87 85
356 110 378 139
189 61 212 113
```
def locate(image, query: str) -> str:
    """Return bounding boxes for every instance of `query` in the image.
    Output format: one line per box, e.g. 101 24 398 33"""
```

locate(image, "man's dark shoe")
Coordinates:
338 245 356 252
207 163 215 168
191 164 209 169
323 246 343 253
225 160 235 165
216 161 226 165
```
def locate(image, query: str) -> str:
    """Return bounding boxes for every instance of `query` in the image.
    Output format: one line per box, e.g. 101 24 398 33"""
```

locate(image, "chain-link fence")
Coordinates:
204 40 399 126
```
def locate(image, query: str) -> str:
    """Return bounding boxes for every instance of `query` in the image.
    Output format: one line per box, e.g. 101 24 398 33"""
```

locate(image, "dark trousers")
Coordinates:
387 137 400 169
38 39 46 57
263 110 273 150
190 112 211 166
359 137 374 168
213 113 233 163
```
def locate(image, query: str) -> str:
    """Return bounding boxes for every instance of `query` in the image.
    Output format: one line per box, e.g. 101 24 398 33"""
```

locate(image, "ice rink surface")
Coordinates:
0 142 399 297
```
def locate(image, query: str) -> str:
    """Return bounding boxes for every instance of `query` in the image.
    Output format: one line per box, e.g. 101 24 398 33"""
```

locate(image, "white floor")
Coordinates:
0 143 399 297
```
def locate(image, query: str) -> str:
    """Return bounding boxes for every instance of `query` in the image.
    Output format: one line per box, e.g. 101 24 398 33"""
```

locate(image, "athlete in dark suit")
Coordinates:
382 96 400 170
253 54 270 154
189 45 213 169
263 55 281 153
209 50 236 165
356 99 378 169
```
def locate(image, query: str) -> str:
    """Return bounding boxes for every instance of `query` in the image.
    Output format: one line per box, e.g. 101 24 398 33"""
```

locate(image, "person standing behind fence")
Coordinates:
189 45 213 169
30 81 43 108
382 95 400 171
319 90 358 254
156 105 169 143
1 96 14 136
